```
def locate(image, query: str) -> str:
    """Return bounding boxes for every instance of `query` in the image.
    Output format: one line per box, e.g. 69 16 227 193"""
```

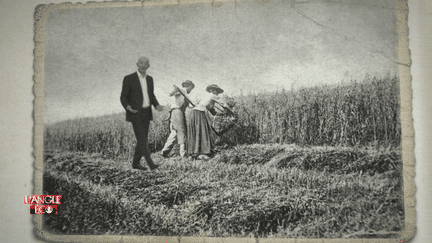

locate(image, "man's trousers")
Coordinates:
161 108 187 157
131 108 156 168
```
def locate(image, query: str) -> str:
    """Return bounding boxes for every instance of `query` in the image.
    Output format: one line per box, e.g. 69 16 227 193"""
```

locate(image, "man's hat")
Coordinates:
206 84 224 94
182 80 195 88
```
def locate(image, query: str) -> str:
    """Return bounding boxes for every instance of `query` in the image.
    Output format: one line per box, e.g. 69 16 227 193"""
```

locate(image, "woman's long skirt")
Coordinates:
186 110 212 156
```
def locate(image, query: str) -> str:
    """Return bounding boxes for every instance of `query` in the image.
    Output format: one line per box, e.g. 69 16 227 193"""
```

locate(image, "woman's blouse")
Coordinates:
193 92 227 112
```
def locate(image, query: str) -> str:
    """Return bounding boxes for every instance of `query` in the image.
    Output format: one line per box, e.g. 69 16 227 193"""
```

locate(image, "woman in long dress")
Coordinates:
186 84 228 160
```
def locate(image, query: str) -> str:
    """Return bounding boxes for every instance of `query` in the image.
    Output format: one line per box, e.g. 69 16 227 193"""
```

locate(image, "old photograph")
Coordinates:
33 0 414 241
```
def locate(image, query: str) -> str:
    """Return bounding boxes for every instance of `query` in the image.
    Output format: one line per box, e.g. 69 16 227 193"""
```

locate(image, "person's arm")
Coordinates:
169 85 182 97
148 76 164 111
212 95 229 107
120 76 130 110
213 95 235 115
120 77 138 113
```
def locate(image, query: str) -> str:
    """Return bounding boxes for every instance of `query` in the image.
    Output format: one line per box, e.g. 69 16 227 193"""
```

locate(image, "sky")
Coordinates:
43 0 403 124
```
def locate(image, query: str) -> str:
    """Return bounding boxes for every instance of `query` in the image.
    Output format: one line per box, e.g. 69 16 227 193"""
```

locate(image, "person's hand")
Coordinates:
224 105 234 115
155 105 165 112
127 105 138 114
169 85 181 97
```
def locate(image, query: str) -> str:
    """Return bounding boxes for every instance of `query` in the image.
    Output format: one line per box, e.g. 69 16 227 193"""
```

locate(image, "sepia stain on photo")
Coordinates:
33 0 414 242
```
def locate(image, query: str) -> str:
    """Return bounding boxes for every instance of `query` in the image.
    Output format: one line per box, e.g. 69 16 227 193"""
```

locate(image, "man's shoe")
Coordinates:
160 151 169 158
150 164 160 171
132 164 148 171
197 154 211 160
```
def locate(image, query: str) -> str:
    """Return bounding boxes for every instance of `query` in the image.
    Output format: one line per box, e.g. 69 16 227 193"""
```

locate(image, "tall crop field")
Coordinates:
44 75 401 160
220 74 400 147
44 110 170 161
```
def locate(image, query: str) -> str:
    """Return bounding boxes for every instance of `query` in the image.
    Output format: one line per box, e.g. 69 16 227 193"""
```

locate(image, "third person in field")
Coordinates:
160 80 195 158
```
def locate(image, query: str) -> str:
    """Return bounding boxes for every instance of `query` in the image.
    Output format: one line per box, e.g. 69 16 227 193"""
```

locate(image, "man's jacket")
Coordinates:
120 72 160 122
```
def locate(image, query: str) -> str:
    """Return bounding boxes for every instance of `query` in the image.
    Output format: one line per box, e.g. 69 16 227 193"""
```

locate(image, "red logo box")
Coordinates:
30 205 58 215
25 195 62 215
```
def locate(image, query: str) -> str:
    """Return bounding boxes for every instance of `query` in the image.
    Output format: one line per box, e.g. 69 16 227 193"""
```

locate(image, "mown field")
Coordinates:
44 144 403 238
43 75 404 238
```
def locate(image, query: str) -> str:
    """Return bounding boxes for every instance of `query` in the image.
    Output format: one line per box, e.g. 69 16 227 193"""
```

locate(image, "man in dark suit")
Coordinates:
120 56 164 170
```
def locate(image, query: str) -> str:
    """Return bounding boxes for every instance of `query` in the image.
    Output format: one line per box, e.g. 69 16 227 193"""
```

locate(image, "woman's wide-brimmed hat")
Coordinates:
182 80 195 88
206 84 224 94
